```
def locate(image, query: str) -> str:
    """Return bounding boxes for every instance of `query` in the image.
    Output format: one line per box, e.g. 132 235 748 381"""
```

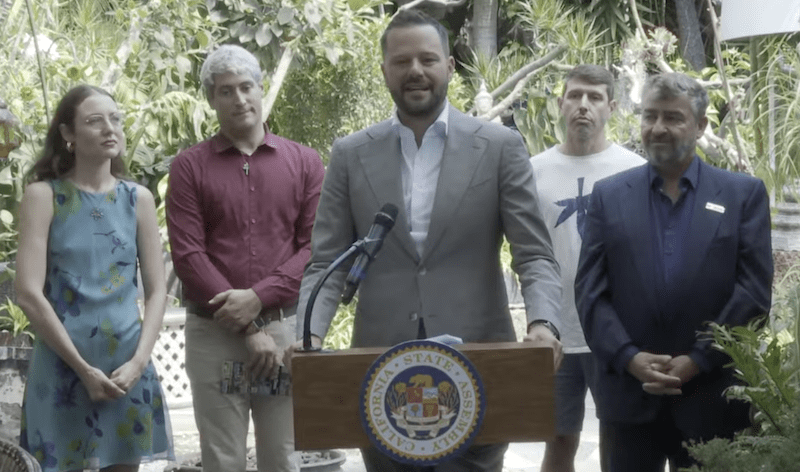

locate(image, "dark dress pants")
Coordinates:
600 398 749 472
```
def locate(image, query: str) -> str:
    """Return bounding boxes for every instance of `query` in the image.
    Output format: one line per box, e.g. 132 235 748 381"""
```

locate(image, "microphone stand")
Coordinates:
301 239 367 351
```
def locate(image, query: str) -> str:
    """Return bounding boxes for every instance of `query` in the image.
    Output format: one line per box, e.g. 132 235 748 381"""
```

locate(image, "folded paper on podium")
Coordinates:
291 342 554 450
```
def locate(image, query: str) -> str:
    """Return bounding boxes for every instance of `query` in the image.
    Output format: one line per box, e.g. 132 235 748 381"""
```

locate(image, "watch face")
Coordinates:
534 321 559 340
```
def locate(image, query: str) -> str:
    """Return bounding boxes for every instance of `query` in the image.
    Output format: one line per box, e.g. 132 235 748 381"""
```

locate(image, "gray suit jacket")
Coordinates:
297 106 561 348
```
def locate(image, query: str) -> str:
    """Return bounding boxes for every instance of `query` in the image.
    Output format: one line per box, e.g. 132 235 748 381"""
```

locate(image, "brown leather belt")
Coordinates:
185 300 295 322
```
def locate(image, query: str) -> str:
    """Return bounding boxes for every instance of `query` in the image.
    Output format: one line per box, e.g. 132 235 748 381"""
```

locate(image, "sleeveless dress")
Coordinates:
20 180 173 472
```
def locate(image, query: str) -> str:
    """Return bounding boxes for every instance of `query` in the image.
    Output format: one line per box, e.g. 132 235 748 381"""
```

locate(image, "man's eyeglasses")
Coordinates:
84 112 125 130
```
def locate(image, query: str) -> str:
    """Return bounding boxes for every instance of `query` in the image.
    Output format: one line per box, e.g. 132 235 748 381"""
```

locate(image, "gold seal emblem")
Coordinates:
360 340 485 465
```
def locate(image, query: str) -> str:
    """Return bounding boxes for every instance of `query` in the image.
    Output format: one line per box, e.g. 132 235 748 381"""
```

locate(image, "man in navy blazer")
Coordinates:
575 72 773 471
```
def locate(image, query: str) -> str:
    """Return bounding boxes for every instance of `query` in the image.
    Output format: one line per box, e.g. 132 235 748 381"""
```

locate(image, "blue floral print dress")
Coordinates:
20 180 172 471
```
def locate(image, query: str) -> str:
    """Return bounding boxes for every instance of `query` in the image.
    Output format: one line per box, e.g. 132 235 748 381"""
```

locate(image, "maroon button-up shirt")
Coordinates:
166 127 325 312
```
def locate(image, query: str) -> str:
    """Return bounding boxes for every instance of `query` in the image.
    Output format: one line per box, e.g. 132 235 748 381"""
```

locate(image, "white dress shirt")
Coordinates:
392 103 449 257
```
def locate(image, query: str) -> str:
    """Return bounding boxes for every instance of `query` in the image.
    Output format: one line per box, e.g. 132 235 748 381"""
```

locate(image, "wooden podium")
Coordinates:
291 342 555 450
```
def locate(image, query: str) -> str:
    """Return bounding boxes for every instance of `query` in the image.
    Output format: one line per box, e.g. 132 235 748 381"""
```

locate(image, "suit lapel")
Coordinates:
422 108 486 261
682 161 724 282
358 122 419 261
621 168 661 310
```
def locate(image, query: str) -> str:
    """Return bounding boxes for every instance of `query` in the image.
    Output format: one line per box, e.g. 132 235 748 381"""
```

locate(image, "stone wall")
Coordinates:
773 203 800 252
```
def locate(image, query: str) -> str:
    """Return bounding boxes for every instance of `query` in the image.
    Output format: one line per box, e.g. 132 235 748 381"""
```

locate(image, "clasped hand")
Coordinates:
627 352 699 395
80 365 130 402
246 330 282 380
210 288 262 333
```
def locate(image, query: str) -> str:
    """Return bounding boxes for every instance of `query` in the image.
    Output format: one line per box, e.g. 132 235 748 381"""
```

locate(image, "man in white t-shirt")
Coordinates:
530 65 645 472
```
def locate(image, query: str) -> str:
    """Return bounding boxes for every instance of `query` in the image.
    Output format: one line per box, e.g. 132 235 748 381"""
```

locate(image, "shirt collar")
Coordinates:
391 100 450 137
210 123 276 154
648 155 700 191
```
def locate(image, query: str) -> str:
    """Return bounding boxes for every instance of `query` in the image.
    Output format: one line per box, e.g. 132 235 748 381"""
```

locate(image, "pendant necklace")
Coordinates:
240 150 250 176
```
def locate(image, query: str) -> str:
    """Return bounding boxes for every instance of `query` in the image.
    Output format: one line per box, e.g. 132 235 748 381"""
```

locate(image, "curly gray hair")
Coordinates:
643 73 709 121
200 45 262 98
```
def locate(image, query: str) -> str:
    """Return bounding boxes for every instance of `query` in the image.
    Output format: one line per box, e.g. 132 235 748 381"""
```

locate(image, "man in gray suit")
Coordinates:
292 9 563 472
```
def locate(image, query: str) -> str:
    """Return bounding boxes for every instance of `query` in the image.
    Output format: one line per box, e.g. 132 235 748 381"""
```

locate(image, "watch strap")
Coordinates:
529 319 560 341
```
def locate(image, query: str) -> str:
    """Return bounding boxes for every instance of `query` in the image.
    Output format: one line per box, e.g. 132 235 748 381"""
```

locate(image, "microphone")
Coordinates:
341 203 399 304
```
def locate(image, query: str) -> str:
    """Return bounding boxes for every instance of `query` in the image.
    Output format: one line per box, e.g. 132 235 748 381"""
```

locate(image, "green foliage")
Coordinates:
0 0 220 197
0 158 26 281
684 418 800 472
713 322 798 433
750 35 800 200
462 44 534 94
0 177 20 272
513 86 562 156
207 0 378 67
510 0 607 65
565 0 672 52
324 298 356 350
271 14 392 161
0 0 399 240
0 297 33 340
605 104 642 152
686 270 800 471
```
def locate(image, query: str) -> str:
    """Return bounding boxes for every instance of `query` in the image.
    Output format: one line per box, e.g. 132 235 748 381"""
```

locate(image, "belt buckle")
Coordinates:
253 306 285 330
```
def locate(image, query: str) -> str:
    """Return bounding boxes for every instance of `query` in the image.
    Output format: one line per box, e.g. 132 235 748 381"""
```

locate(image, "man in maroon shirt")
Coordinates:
166 44 324 472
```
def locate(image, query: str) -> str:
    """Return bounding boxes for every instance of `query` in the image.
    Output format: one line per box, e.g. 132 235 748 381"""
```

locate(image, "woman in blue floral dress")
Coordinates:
15 85 173 471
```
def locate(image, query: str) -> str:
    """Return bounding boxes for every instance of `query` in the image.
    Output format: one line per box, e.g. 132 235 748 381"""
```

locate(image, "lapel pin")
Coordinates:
705 202 725 214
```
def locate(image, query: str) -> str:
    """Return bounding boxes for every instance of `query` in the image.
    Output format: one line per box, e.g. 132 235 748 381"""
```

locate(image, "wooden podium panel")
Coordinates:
291 342 554 450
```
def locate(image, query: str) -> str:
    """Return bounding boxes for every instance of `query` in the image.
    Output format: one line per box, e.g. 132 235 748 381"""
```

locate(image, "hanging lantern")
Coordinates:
0 98 21 159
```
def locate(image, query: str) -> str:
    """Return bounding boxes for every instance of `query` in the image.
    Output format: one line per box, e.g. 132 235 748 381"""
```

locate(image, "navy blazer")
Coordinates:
575 158 773 425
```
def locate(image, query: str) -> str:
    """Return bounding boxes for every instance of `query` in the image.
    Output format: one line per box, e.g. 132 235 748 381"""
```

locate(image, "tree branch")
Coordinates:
101 11 145 90
705 0 750 172
698 77 750 88
490 45 567 100
399 0 468 11
24 0 49 122
628 0 646 38
480 71 536 121
466 45 566 118
263 46 295 121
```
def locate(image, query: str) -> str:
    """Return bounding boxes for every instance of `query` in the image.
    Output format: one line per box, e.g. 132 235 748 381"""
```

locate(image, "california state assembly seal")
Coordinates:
359 340 486 465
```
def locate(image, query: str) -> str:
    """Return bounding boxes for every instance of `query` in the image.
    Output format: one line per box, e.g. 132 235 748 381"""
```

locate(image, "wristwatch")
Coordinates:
251 315 270 330
529 319 561 341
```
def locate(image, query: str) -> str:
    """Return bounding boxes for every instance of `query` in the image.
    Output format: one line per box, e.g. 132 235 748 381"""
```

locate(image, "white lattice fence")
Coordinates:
152 307 192 409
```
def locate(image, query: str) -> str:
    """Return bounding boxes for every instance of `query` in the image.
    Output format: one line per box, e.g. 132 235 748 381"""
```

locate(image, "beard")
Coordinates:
391 81 448 119
645 140 695 168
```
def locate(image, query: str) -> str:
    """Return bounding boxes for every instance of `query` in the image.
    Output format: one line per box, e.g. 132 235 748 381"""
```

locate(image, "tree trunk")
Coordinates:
472 0 497 59
674 0 705 70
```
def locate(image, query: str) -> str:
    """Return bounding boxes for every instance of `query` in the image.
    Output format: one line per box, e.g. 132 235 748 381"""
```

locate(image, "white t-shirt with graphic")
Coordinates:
530 144 646 353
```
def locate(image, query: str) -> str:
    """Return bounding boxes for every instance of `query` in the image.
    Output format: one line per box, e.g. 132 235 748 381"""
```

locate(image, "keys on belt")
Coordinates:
221 360 291 396
250 307 285 330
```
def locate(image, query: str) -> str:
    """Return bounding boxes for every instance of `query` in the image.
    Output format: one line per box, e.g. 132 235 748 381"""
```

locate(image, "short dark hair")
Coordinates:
380 9 450 59
643 73 709 120
563 64 615 101
28 85 128 183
